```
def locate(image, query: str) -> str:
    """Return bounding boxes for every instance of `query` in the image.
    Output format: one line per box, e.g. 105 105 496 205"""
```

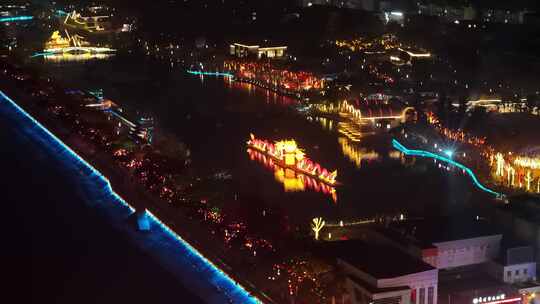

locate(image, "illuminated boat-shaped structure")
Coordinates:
247 148 337 202
39 30 116 56
246 134 338 186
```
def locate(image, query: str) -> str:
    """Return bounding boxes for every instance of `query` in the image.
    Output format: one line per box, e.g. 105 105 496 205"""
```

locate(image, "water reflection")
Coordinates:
338 137 378 168
306 116 335 132
247 148 337 203
223 77 296 106
337 121 363 142
43 53 114 62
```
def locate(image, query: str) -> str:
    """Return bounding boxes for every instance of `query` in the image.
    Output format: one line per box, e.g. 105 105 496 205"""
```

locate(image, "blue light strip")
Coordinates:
0 90 135 211
30 51 56 58
0 15 33 22
186 70 234 78
392 139 502 196
0 90 264 304
105 109 137 128
145 210 263 304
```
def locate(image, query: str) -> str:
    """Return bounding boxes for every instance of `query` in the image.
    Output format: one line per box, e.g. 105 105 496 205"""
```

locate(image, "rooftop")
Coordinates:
494 236 533 266
318 240 435 279
438 265 518 304
347 275 409 295
384 217 501 248
500 194 540 224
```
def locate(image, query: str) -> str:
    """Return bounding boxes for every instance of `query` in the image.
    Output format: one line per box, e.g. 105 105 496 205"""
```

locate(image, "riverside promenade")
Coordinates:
0 89 265 304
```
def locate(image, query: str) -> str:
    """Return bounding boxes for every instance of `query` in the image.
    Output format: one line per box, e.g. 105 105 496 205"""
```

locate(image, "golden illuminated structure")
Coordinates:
315 100 415 124
311 217 325 241
247 134 338 186
489 150 540 193
40 30 116 58
63 10 111 32
45 30 71 50
247 148 337 202
496 153 505 176
274 168 305 192
526 171 533 191
514 156 540 170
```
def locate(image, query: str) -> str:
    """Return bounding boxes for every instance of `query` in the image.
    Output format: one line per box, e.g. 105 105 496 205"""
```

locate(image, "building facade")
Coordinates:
229 43 287 59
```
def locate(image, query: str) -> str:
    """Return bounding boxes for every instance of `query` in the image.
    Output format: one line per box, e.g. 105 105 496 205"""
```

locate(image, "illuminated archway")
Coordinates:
401 107 417 123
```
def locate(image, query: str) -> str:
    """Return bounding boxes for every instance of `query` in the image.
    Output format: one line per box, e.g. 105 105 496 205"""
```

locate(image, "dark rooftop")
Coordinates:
318 240 435 279
500 195 540 224
347 275 409 295
437 265 516 304
386 217 501 247
494 237 534 266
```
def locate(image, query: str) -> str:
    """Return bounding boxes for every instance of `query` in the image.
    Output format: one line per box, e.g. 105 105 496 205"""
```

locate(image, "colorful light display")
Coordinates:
317 100 412 123
426 112 487 147
427 111 540 194
33 30 116 59
247 147 337 202
224 60 324 94
247 134 338 186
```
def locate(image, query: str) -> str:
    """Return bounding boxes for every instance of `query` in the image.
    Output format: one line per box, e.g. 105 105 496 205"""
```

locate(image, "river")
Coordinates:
29 52 494 227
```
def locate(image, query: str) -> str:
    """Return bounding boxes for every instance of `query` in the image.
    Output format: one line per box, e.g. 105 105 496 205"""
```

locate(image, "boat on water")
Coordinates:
42 30 116 55
246 133 338 186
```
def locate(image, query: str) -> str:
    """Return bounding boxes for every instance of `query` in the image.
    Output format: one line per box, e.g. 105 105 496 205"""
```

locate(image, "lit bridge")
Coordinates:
392 139 502 197
187 70 234 78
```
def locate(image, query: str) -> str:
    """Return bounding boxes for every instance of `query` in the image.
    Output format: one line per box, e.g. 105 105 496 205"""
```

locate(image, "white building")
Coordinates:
229 42 287 59
487 246 537 284
325 241 438 304
373 217 502 270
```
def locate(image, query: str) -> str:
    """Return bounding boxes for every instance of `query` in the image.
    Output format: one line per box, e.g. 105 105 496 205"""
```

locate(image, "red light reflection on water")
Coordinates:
224 77 297 106
247 148 337 203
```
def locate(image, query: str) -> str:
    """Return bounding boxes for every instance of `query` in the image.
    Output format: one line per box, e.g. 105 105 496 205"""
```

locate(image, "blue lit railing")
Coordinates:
186 70 234 78
145 210 262 304
0 16 33 22
0 90 263 304
392 139 502 197
0 90 135 211
30 51 56 58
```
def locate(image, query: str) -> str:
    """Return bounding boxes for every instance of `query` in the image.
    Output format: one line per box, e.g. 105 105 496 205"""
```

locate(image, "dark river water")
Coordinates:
29 52 494 226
